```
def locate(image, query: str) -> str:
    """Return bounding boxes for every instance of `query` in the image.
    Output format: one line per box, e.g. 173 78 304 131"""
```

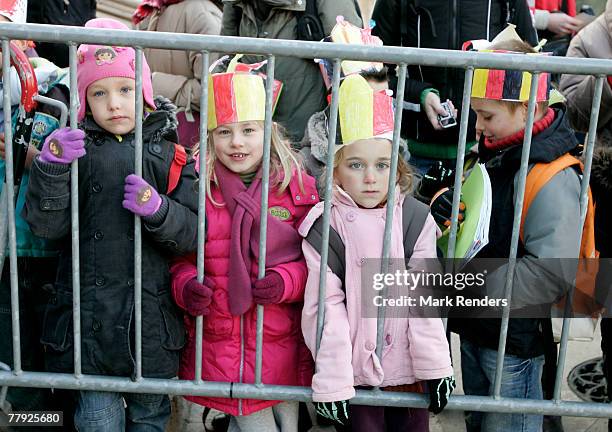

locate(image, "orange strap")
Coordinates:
520 154 581 243
167 143 187 195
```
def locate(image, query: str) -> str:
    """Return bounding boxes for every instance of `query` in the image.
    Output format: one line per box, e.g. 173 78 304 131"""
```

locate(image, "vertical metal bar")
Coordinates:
375 64 407 361
2 39 20 374
446 67 475 259
552 75 605 401
133 47 144 381
254 55 275 385
493 72 541 398
69 43 82 378
194 51 210 385
315 59 341 355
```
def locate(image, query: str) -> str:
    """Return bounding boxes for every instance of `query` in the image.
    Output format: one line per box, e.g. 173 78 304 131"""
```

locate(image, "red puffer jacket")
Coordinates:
171 171 318 415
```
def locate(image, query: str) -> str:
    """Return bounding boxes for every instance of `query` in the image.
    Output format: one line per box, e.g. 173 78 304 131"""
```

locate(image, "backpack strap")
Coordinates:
520 153 581 243
167 143 187 195
402 195 431 261
305 216 347 291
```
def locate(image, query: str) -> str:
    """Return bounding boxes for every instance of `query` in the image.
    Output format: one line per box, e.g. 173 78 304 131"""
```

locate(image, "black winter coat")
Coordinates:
23 99 199 378
372 0 538 158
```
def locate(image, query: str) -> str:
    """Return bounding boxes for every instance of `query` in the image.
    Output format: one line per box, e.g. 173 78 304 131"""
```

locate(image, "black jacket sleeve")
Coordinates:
372 0 434 104
143 157 199 256
22 158 71 240
509 0 538 46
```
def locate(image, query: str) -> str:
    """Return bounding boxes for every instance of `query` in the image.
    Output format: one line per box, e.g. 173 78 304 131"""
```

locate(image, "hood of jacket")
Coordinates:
591 145 612 197
81 95 179 143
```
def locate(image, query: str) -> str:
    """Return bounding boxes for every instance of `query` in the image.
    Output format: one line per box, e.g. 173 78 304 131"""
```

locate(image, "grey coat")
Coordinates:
221 0 362 142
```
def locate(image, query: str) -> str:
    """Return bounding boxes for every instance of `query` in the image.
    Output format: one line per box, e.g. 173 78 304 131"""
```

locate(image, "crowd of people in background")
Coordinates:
0 0 610 431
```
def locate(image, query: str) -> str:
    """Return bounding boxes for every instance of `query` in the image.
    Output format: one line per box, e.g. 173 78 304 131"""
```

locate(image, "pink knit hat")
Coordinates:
76 18 155 121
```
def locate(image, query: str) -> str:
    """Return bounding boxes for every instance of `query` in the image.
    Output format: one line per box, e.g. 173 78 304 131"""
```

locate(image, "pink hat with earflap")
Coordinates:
76 18 155 121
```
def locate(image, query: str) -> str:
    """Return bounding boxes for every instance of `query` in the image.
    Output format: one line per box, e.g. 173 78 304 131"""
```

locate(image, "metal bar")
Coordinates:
33 95 67 128
254 55 276 385
69 43 82 378
0 362 9 412
446 67 474 259
0 24 610 76
314 59 341 355
1 371 612 417
2 38 20 375
552 75 606 401
194 51 210 386
493 72 541 398
375 64 407 362
133 47 144 381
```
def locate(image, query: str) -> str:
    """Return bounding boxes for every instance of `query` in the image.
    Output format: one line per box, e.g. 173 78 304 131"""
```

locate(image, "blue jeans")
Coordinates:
74 391 170 432
460 339 544 432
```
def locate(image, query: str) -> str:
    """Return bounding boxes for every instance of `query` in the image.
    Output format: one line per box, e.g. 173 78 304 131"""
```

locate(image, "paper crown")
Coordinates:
463 25 551 102
207 55 283 130
317 16 384 90
338 74 394 146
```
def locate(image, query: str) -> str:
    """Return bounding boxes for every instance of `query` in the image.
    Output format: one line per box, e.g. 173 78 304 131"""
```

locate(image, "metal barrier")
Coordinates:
0 22 611 420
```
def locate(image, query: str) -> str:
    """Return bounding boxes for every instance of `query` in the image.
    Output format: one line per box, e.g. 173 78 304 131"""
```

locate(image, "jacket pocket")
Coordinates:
40 287 73 352
158 292 186 350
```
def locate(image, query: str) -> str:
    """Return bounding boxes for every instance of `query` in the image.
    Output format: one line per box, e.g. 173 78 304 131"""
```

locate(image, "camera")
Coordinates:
437 101 457 129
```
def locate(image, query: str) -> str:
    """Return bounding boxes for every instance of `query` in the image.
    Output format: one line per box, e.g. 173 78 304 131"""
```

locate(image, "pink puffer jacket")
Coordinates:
299 187 453 403
171 171 318 416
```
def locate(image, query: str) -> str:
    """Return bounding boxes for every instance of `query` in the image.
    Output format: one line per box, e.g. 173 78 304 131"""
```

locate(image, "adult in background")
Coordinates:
133 0 223 148
371 0 537 195
560 4 612 430
221 0 362 143
27 0 97 68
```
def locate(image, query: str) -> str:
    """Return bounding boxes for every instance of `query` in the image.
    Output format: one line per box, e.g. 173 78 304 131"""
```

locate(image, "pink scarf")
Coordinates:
215 161 303 316
132 0 184 25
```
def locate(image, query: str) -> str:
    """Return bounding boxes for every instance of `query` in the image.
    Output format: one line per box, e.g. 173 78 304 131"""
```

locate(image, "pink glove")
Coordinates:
39 128 86 164
253 272 284 305
122 174 162 217
183 277 215 316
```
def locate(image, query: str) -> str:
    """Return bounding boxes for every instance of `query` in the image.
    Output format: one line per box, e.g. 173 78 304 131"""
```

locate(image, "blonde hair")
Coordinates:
320 142 414 199
192 121 304 207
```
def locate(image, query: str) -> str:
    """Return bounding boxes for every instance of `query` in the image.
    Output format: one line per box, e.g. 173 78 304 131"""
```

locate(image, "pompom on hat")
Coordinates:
0 0 27 24
76 18 155 121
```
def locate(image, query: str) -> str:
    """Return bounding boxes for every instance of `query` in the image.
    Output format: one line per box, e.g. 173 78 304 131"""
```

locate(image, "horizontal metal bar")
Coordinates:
0 23 610 75
0 371 610 418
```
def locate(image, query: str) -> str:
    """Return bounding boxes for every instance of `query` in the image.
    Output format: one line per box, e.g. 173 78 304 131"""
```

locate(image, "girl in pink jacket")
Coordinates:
170 65 318 430
299 74 455 431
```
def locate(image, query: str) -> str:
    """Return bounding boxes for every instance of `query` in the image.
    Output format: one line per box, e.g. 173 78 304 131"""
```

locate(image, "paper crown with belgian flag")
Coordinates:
463 25 552 103
207 55 283 131
317 16 384 90
319 73 395 154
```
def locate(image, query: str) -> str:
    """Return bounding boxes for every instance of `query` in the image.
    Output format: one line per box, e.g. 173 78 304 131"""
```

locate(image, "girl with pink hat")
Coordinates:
23 17 199 431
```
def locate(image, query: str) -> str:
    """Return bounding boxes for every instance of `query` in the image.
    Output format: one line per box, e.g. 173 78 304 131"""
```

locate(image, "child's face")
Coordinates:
86 76 136 136
211 121 264 175
471 98 527 143
334 138 392 208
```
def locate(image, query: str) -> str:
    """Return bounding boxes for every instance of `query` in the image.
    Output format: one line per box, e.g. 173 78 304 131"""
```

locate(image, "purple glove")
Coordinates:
122 174 162 217
39 128 86 164
183 277 215 316
253 272 284 305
